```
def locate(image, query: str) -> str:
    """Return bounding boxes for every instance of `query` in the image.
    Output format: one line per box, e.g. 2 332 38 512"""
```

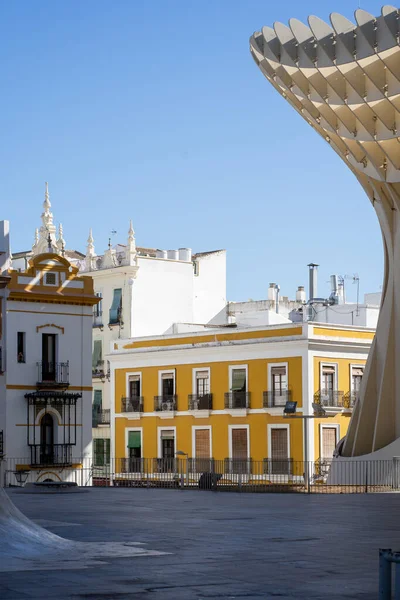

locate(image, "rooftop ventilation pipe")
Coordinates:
307 263 319 302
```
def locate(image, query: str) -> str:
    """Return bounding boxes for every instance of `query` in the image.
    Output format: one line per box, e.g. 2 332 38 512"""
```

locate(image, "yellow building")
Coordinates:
108 323 373 476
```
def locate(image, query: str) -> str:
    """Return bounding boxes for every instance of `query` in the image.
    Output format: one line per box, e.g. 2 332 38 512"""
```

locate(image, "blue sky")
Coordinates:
0 1 385 302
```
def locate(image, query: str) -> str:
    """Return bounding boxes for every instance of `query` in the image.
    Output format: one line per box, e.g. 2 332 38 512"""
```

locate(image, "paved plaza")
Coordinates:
1 488 400 599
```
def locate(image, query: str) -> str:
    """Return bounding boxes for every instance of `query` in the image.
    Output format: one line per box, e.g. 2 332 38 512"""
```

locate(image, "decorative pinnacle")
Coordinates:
44 182 51 211
128 219 135 242
88 228 94 245
34 228 39 245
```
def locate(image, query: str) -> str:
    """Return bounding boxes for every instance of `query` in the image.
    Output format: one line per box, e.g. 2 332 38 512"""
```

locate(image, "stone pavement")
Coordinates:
1 488 399 599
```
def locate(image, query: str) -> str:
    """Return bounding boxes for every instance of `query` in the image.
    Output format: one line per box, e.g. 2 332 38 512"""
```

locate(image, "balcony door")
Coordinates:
40 413 54 465
271 365 287 405
42 334 56 381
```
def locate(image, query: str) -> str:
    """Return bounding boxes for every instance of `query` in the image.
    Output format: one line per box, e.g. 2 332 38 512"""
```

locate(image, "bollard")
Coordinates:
379 549 392 600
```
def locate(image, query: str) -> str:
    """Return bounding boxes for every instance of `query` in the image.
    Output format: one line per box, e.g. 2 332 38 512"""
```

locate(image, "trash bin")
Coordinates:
198 472 222 490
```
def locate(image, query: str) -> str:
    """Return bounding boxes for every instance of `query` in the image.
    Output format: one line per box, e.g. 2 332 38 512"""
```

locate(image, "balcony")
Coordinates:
154 395 177 412
343 391 359 409
314 390 345 409
93 311 103 328
121 396 144 413
92 361 105 379
263 390 292 408
30 444 73 467
92 409 110 427
264 458 293 476
188 394 213 411
224 392 251 410
36 361 69 389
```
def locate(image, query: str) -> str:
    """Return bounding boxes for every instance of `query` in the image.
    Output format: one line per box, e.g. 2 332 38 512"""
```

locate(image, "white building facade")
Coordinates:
1 204 98 485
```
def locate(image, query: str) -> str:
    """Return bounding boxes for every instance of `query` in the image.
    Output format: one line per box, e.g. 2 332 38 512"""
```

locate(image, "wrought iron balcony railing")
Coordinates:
36 361 69 387
92 360 105 378
154 395 177 411
263 390 292 408
313 390 345 408
29 444 73 467
121 397 144 413
343 391 359 409
92 409 110 427
263 458 293 475
224 392 250 409
188 394 213 411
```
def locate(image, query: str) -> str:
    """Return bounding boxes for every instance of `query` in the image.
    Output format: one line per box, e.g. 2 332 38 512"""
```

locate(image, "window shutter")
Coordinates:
161 373 174 380
322 428 337 459
109 289 122 323
127 431 141 449
196 371 209 379
93 390 102 410
129 374 140 382
270 429 288 460
231 369 246 391
352 367 364 377
195 429 210 458
160 430 175 440
322 365 335 374
92 341 102 368
94 439 105 466
271 366 286 376
231 428 248 459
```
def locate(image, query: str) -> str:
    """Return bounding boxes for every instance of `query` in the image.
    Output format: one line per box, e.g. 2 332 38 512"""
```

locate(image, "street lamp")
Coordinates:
14 470 30 487
283 400 329 488
175 450 189 487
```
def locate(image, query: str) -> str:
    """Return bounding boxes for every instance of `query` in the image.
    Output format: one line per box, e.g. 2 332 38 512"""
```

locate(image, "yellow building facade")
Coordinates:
108 323 373 473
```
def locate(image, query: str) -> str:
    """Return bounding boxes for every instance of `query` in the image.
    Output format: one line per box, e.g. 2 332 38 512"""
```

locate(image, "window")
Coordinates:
231 368 246 392
94 293 102 317
321 427 338 460
321 365 336 392
271 366 287 396
193 261 199 276
109 288 122 324
93 439 110 467
268 427 290 475
160 430 175 458
129 375 141 398
194 429 210 458
45 272 57 285
351 366 364 393
92 340 103 374
127 431 142 472
17 332 25 363
42 334 56 381
196 370 210 396
92 390 102 427
231 428 248 459
161 372 174 397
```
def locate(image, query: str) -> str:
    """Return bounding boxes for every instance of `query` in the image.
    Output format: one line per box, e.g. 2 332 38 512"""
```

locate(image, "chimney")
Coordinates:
296 286 306 303
308 263 319 301
268 283 277 311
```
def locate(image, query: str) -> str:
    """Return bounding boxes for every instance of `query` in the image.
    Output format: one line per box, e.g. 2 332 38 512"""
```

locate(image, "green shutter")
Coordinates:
94 439 105 466
109 289 122 324
105 439 110 464
128 431 141 449
231 369 246 391
93 390 102 409
92 341 102 368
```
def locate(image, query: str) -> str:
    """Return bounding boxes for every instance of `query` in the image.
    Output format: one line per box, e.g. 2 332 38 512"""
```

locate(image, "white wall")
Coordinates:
132 257 194 336
193 251 226 324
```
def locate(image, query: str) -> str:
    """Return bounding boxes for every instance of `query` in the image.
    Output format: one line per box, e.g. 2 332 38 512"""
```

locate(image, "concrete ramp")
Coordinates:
0 487 166 572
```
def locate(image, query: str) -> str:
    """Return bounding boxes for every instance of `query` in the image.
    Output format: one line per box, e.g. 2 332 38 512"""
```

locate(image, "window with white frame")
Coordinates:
267 426 290 475
351 366 364 394
321 364 336 393
321 426 338 460
194 428 211 459
161 372 175 397
271 365 287 397
128 374 141 398
195 370 210 396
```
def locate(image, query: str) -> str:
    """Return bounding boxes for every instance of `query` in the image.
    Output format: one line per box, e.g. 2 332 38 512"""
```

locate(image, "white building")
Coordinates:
0 194 98 485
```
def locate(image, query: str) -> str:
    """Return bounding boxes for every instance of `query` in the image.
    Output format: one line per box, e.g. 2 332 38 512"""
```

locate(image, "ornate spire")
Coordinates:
84 228 96 271
32 182 59 255
57 222 66 251
126 219 136 266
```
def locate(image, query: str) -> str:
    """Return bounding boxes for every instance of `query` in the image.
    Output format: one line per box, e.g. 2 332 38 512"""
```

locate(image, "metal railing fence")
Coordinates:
3 457 400 493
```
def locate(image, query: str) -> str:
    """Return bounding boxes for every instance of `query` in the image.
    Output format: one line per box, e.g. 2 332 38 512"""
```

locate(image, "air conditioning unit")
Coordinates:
162 402 169 411
193 400 199 410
